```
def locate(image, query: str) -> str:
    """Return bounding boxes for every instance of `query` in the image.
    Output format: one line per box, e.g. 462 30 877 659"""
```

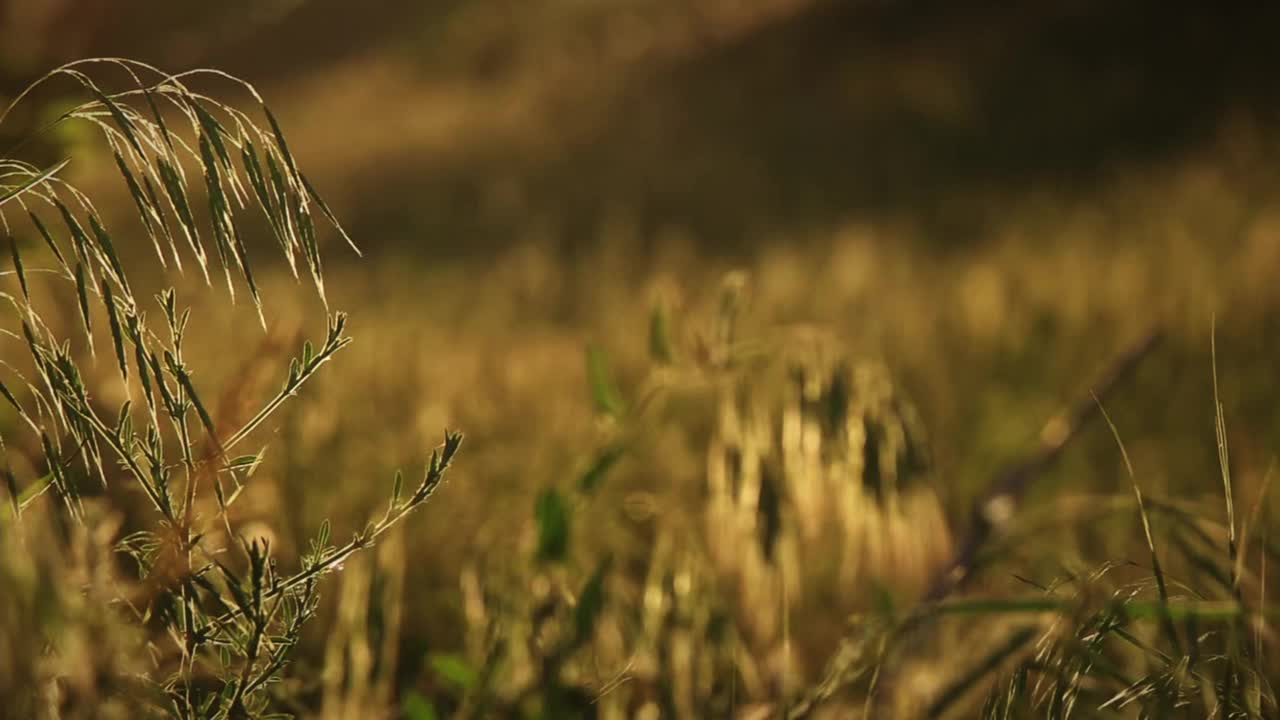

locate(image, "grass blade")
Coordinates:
98 276 128 383
1094 393 1183 657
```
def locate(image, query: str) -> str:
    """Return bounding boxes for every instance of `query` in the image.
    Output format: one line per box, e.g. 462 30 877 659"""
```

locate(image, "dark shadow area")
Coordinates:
6 1 1280 256
586 1 1280 245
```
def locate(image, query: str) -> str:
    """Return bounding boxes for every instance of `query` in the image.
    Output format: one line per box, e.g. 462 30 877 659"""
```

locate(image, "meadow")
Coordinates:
3 4 1280 719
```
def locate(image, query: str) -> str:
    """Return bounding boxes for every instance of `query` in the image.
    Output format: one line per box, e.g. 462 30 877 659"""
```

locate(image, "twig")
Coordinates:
927 327 1164 602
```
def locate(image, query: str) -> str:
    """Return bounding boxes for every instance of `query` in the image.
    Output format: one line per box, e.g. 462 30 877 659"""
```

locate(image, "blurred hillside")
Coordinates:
5 1 1280 254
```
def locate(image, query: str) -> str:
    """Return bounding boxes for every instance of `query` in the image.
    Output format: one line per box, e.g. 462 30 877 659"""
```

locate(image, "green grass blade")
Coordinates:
586 345 624 418
54 197 93 263
73 262 94 355
98 277 128 383
8 238 29 300
1094 393 1183 656
156 157 208 282
171 360 219 450
111 147 166 266
1211 317 1239 592
300 172 359 256
88 212 131 296
27 210 67 268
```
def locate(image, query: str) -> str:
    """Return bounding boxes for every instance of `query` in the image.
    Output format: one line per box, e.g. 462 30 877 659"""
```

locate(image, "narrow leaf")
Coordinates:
99 276 128 383
579 444 624 494
301 173 359 256
87 213 130 294
0 159 69 207
649 303 674 364
8 238 29 300
571 555 613 650
535 488 570 563
27 211 66 268
73 262 94 354
429 654 478 691
111 148 164 265
586 345 625 417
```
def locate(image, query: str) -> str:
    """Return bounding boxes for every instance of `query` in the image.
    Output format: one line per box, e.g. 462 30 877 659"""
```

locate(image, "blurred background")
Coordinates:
4 1 1280 717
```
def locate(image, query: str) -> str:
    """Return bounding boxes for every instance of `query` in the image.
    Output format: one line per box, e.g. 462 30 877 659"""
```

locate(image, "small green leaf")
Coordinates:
572 555 613 649
133 337 155 413
578 444 624 494
73 262 94 353
139 172 180 266
9 238 29 300
99 277 129 383
263 105 299 177
83 83 146 160
27 211 66 268
217 561 253 617
264 150 290 219
586 345 624 418
148 350 178 417
240 136 295 273
115 400 132 437
442 430 464 464
390 470 403 509
224 452 264 474
401 692 439 720
159 288 178 327
88 212 130 294
157 157 206 279
649 303 674 364
871 581 898 622
40 431 73 506
199 132 235 272
213 474 228 514
54 198 92 263
535 488 570 563
140 83 175 154
429 653 477 691
3 465 19 518
174 364 218 446
300 172 360 256
192 102 235 174
0 381 23 416
293 194 326 302
111 148 163 262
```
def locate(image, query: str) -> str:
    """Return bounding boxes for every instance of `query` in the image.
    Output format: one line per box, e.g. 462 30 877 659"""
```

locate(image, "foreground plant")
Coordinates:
0 60 460 718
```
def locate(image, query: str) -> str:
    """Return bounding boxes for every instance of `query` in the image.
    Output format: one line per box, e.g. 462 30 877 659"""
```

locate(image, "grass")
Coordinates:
3 57 1280 719
0 61 459 718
